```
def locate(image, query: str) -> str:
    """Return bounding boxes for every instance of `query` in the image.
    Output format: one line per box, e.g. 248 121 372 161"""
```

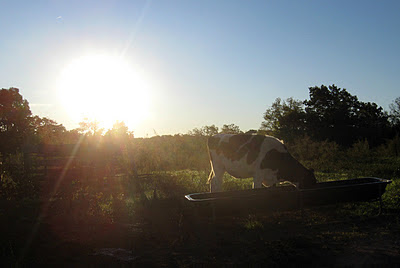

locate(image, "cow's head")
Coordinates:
298 168 316 188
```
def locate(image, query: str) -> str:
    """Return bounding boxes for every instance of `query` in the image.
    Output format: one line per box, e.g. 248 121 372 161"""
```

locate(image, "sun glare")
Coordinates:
57 54 151 130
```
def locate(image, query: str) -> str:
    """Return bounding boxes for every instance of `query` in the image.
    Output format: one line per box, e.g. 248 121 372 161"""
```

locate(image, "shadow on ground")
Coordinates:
1 198 400 267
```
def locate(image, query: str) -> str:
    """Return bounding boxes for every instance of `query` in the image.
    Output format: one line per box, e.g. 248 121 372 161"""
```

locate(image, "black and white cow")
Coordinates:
207 134 316 192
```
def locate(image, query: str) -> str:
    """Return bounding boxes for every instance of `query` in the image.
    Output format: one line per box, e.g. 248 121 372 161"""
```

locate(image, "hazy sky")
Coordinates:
1 0 400 137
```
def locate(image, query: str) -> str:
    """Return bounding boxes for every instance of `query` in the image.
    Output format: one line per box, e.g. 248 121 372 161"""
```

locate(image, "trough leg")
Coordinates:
297 188 304 217
377 185 384 216
211 203 216 222
378 197 383 216
210 167 224 192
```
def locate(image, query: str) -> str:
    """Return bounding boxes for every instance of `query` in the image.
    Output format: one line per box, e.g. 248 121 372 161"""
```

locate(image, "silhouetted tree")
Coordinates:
188 125 219 136
0 88 32 155
104 121 133 144
203 125 219 136
220 123 242 134
355 101 390 145
30 116 67 144
261 84 391 146
304 85 359 145
390 97 400 129
63 129 82 144
304 85 389 146
78 118 104 136
261 97 306 142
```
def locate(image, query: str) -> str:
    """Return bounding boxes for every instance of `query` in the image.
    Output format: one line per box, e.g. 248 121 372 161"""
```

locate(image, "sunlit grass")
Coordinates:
244 215 264 230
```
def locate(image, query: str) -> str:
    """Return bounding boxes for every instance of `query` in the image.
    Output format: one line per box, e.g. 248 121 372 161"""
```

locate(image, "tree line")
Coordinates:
261 84 400 147
1 85 400 156
1 85 400 199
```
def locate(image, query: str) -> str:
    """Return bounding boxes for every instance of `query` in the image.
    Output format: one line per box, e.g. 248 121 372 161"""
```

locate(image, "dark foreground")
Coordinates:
1 198 400 267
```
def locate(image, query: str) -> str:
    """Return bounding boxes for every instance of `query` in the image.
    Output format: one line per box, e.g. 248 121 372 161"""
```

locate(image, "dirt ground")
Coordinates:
1 198 400 267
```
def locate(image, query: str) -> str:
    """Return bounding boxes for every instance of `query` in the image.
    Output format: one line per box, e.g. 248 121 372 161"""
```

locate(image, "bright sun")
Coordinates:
57 54 151 130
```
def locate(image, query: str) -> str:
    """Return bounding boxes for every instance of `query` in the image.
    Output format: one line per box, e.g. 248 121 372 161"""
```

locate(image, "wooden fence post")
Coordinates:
23 144 33 175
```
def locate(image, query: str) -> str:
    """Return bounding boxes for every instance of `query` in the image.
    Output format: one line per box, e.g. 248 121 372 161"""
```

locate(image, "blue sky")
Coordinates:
1 0 400 137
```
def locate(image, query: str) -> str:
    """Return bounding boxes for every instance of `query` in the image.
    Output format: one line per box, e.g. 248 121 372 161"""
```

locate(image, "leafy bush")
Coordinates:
376 135 400 158
347 139 370 159
0 153 38 199
286 135 341 172
383 179 400 211
0 171 18 198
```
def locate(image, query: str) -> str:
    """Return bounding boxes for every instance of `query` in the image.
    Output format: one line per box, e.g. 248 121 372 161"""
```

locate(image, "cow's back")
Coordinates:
207 134 287 178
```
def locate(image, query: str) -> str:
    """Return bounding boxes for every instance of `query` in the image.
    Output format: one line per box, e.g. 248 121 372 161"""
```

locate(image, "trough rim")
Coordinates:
184 177 392 203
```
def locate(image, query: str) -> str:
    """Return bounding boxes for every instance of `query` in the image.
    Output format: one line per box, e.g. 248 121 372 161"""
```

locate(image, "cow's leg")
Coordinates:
253 179 263 188
253 174 263 188
210 165 224 192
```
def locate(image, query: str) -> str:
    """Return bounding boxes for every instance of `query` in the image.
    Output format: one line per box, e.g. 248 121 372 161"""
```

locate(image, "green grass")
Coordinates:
1 163 400 267
244 215 264 230
2 136 400 266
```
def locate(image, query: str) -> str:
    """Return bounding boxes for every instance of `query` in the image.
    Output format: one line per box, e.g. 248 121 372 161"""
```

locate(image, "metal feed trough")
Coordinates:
184 177 392 216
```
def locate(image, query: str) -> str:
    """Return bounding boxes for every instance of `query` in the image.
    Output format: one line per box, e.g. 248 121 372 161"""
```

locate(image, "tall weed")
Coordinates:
287 136 341 172
347 139 370 159
376 135 400 158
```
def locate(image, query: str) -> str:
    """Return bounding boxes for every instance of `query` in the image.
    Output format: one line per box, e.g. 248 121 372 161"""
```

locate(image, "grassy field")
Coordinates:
1 161 400 266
